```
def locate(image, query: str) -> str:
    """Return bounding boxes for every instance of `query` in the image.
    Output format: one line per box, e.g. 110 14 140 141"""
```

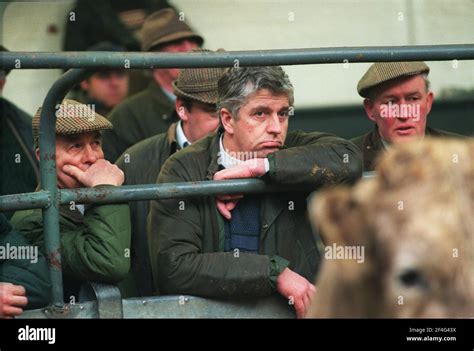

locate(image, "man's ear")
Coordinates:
220 108 234 135
35 148 40 162
363 98 376 123
425 91 434 116
175 99 188 122
309 187 365 247
80 80 89 91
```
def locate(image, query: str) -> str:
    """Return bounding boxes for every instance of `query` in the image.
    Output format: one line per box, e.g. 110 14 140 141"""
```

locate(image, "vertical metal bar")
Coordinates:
39 68 91 308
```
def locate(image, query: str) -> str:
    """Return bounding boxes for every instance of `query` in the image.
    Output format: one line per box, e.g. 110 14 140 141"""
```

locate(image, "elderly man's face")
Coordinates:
363 75 433 143
53 132 104 189
223 89 290 159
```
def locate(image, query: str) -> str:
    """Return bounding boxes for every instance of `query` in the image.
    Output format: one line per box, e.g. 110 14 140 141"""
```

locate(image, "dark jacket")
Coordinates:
115 123 178 296
63 0 170 51
0 213 51 309
11 197 131 300
0 98 39 219
102 81 178 162
351 126 464 172
148 130 362 297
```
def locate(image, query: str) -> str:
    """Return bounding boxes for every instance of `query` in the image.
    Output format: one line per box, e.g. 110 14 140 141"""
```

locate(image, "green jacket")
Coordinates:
148 130 362 297
0 98 39 219
11 196 131 300
0 213 51 309
351 126 464 172
102 81 178 162
116 123 178 296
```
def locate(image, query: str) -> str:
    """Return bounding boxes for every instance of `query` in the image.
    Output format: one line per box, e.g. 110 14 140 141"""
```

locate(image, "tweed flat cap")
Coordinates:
172 49 227 104
33 99 112 147
140 8 203 52
357 61 430 97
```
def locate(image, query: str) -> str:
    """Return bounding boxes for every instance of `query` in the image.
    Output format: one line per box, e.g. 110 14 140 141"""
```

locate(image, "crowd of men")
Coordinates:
0 8 467 318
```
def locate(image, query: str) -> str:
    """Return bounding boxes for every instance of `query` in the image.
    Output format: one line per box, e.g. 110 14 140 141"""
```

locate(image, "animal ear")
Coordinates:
309 186 366 247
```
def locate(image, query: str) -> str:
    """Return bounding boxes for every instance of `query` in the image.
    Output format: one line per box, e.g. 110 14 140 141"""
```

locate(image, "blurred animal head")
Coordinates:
306 138 474 318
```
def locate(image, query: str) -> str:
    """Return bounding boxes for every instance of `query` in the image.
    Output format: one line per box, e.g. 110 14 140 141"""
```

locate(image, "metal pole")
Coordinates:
39 68 92 308
0 173 376 212
1 44 474 69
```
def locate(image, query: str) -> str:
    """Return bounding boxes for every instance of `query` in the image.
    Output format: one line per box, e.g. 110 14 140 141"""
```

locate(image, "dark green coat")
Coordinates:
0 213 51 309
0 98 39 219
116 123 178 296
11 196 131 300
148 130 362 297
102 81 178 162
351 126 465 172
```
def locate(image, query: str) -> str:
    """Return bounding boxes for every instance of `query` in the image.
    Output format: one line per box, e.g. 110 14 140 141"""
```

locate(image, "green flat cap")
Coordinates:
140 8 203 52
357 61 430 97
33 99 112 147
172 49 227 104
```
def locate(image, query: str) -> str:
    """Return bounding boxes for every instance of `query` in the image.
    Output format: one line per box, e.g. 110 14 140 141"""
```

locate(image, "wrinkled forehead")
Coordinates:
243 88 291 107
369 74 427 99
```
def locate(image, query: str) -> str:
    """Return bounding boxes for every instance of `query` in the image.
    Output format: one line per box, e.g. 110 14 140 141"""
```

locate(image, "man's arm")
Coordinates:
267 131 362 186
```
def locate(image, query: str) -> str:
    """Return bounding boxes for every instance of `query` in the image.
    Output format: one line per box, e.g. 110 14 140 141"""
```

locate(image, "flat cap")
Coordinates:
33 99 112 147
172 49 227 104
357 61 430 97
140 8 203 52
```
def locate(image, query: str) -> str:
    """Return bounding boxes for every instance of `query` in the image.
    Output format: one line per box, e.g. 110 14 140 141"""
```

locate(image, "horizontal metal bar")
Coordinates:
0 191 50 211
18 294 294 319
60 179 283 205
0 179 281 211
0 173 376 212
2 45 473 69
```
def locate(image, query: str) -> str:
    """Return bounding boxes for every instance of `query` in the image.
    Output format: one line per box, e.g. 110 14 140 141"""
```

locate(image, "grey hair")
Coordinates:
421 73 431 92
217 66 294 120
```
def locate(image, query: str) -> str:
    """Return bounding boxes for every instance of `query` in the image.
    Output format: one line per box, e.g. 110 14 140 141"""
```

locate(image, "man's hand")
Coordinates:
276 268 316 318
213 158 267 220
0 283 28 319
63 159 124 187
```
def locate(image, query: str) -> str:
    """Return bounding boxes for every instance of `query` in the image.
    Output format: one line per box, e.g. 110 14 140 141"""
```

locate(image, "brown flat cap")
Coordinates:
140 8 204 52
357 61 430 97
33 99 112 147
172 49 227 104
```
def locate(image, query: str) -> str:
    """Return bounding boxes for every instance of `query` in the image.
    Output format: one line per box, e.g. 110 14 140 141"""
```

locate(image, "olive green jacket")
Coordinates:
148 130 362 297
351 126 464 172
102 81 178 162
116 123 178 296
11 193 131 299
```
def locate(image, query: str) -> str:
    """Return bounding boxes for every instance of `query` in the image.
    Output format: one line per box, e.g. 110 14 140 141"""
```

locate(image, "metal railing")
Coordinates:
1 44 473 317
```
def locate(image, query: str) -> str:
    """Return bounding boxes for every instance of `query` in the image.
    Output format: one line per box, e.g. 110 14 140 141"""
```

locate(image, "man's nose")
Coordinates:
82 145 98 164
180 40 196 52
267 114 282 134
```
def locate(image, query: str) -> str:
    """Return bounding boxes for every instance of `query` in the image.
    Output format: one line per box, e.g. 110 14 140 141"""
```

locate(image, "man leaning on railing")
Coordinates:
11 100 131 302
148 66 363 318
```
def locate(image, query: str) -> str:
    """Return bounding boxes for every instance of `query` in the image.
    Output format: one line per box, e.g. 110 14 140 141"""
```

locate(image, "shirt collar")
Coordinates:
176 120 191 149
218 134 243 169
